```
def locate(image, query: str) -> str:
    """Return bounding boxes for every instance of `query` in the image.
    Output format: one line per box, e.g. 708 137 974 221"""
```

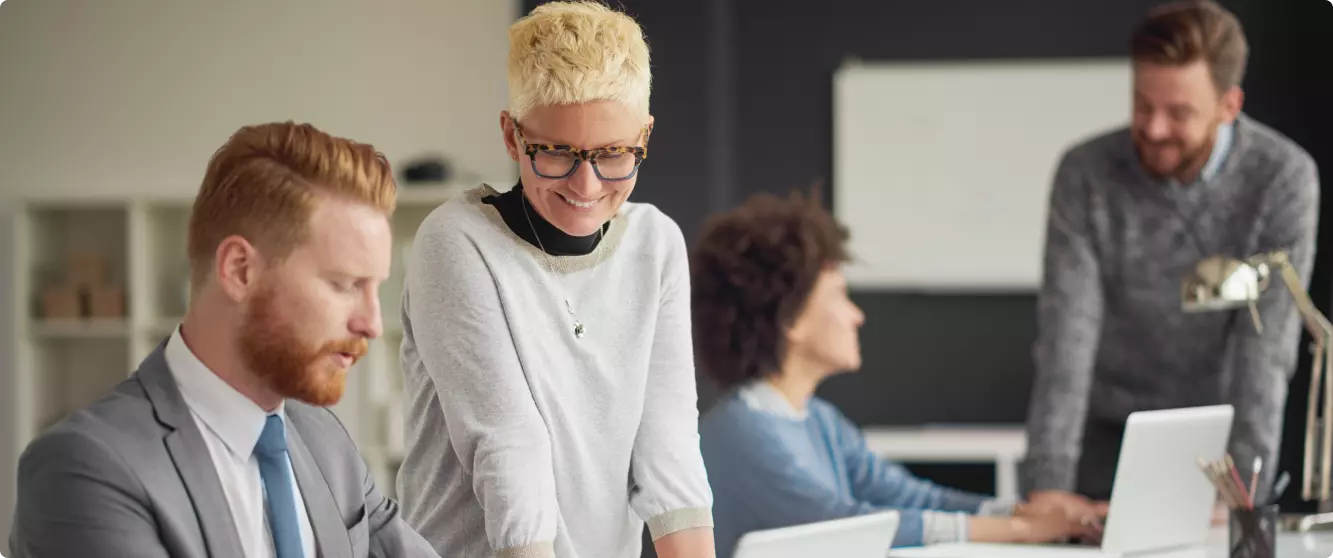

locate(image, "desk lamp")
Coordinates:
1182 251 1333 530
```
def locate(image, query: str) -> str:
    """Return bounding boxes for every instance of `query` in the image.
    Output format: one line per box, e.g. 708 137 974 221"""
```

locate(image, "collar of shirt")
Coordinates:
164 326 285 459
738 380 810 421
1169 120 1235 188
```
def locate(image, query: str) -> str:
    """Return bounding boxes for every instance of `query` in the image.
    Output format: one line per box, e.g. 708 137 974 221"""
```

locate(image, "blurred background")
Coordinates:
1 0 1330 554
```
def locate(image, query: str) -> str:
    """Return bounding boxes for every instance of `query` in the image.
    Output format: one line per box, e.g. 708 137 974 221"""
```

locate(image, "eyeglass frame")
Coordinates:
512 121 653 181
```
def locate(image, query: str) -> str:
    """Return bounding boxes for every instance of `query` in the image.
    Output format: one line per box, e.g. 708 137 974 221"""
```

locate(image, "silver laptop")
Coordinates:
891 404 1234 558
734 511 901 558
1097 404 1234 555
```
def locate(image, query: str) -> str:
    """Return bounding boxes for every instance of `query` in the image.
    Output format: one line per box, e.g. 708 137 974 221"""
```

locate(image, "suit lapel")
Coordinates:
287 422 353 558
140 345 246 558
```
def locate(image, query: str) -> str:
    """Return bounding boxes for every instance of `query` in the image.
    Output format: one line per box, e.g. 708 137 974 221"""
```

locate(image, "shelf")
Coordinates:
144 204 191 321
395 183 469 206
27 338 131 435
30 318 131 339
24 206 130 323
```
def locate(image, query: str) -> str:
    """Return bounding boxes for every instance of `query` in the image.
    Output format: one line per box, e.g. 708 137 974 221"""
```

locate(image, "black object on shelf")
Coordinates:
401 156 452 184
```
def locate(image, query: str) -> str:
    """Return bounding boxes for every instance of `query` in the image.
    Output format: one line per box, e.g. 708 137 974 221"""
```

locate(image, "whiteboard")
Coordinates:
832 58 1132 291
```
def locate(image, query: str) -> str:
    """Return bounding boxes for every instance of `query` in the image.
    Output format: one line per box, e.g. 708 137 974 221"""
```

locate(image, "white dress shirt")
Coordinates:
165 327 317 558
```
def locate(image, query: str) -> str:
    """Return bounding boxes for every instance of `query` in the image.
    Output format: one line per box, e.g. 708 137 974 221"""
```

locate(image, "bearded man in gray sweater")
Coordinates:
1023 0 1320 504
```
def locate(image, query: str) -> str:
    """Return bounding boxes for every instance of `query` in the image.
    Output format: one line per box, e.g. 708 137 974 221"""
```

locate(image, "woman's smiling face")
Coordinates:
501 100 652 237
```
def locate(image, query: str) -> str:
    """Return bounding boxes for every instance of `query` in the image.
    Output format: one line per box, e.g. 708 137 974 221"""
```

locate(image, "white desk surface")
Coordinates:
889 526 1333 558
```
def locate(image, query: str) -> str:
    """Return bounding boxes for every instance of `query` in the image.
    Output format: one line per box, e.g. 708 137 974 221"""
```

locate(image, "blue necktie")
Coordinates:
254 414 304 558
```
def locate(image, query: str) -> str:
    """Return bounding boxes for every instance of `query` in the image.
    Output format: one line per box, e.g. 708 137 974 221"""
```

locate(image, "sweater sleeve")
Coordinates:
704 408 962 549
827 408 985 545
1223 153 1320 500
629 216 715 539
1024 151 1105 494
405 221 558 558
831 406 989 514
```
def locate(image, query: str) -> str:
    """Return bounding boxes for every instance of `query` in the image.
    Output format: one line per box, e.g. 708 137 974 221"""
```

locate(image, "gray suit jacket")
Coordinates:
8 343 440 558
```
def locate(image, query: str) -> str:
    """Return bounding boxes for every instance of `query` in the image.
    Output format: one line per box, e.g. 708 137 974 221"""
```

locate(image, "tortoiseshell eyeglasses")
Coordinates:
514 122 652 181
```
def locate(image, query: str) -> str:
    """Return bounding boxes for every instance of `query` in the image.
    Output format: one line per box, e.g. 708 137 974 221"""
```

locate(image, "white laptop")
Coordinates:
891 404 1234 558
734 511 901 558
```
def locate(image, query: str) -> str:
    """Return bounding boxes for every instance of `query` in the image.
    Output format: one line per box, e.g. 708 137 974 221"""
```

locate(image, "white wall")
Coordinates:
0 0 519 548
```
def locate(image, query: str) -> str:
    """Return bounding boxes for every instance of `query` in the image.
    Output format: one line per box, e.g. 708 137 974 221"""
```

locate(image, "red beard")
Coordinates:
239 284 367 407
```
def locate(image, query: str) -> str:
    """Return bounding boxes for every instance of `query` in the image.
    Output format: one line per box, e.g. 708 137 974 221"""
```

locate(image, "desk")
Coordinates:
864 426 1026 501
888 527 1333 558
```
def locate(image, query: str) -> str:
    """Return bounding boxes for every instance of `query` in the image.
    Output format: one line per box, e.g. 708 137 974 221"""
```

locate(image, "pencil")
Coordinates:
1224 454 1253 509
1198 457 1237 508
1250 456 1262 508
1198 456 1250 510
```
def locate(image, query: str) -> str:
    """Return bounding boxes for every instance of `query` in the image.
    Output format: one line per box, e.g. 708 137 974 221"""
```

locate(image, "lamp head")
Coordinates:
1181 255 1270 312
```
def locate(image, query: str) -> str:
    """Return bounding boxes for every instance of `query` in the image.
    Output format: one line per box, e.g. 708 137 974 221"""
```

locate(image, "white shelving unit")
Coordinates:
9 184 467 498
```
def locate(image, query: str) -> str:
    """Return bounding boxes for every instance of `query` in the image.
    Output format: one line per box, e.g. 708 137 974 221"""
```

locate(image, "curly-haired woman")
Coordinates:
691 192 1106 556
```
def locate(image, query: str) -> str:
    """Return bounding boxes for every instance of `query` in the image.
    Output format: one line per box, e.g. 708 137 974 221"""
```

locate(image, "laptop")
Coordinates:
733 511 901 558
891 404 1234 558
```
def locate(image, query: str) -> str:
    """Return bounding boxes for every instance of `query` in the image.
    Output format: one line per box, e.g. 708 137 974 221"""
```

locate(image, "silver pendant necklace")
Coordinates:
521 197 606 340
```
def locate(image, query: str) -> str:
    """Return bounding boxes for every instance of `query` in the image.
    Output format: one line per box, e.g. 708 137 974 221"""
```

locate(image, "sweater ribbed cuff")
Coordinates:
646 507 714 540
921 511 970 545
495 541 555 558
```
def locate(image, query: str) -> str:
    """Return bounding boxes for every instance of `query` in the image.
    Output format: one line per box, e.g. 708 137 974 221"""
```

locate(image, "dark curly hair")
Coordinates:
690 190 850 390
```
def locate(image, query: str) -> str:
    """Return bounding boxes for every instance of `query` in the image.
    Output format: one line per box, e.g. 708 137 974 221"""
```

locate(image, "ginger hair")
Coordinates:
187 121 396 287
506 1 651 122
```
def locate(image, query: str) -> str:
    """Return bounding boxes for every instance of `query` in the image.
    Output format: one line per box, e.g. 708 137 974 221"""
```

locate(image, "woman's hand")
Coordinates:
1024 490 1105 522
969 509 1090 544
1012 506 1097 543
969 491 1112 544
1018 501 1110 542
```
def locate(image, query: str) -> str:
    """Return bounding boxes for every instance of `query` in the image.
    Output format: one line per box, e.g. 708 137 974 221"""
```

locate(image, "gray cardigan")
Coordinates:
1024 114 1320 496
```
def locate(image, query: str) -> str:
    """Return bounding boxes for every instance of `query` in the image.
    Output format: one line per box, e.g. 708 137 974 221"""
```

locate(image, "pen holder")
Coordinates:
1228 504 1278 558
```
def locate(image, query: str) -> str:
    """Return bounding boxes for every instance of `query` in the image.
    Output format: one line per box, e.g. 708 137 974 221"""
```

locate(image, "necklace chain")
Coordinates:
520 196 606 339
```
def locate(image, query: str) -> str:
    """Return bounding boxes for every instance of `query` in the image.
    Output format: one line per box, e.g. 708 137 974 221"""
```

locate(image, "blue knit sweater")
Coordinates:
700 382 1013 557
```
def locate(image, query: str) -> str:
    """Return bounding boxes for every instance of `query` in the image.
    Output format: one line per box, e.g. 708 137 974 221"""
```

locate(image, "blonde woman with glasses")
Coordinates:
395 2 715 557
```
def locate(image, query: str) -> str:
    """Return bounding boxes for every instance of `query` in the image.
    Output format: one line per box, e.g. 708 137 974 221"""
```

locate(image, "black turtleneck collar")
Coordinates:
482 181 608 256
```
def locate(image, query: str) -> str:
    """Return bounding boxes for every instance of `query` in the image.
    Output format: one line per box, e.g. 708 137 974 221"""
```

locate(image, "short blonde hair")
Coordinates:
187 121 397 286
507 1 651 122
